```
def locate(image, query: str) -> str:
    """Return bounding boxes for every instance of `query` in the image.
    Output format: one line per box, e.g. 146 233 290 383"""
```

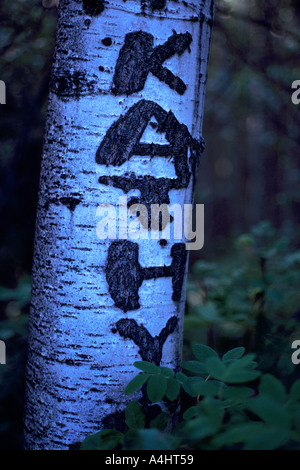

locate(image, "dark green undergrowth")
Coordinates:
81 221 300 451
81 345 300 450
184 221 300 384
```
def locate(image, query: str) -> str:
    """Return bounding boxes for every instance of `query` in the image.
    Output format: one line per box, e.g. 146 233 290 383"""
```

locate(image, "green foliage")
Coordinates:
80 429 124 451
125 401 145 430
185 221 300 382
80 399 178 451
0 276 31 308
0 276 31 450
81 344 300 450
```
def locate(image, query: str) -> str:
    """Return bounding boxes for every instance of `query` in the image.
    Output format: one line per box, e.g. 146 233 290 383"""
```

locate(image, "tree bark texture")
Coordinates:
24 0 215 449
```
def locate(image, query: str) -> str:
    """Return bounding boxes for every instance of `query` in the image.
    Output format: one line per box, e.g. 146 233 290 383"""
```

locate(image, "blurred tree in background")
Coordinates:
0 0 299 450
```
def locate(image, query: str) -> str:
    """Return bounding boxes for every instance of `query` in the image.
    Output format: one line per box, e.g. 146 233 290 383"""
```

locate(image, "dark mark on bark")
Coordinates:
105 397 114 404
59 196 81 212
101 37 112 46
102 409 127 433
68 441 82 450
101 402 162 437
141 0 166 10
106 240 186 312
102 402 162 437
82 0 104 16
50 70 97 98
112 31 192 96
113 316 178 365
44 196 81 212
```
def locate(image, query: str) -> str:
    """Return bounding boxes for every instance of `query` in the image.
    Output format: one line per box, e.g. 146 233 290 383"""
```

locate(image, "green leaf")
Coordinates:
147 374 167 403
223 386 253 401
175 372 188 383
293 408 300 432
202 397 225 421
244 427 290 451
125 400 145 430
124 429 179 450
222 347 245 361
205 356 227 380
182 377 205 397
223 369 261 384
181 361 207 375
227 353 256 370
259 374 287 404
158 367 174 378
290 380 300 401
246 361 258 370
165 378 181 401
206 355 260 384
134 361 160 374
212 422 264 447
183 379 223 398
246 396 291 428
139 429 180 450
224 354 260 383
198 380 225 397
183 398 224 421
80 430 123 450
192 344 218 363
125 373 149 395
185 416 220 441
150 412 169 431
212 422 287 450
183 405 202 419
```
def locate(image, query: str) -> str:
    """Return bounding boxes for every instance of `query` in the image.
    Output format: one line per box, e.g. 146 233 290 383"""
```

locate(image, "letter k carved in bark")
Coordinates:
112 31 192 96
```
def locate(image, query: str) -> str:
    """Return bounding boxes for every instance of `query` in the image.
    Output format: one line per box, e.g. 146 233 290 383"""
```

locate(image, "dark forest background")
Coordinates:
0 0 300 450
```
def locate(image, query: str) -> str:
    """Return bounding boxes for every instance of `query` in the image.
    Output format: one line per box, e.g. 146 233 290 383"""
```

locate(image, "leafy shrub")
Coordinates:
184 221 300 382
81 344 300 450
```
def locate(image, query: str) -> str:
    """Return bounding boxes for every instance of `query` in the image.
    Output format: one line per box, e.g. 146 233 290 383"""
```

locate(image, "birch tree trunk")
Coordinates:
24 0 215 450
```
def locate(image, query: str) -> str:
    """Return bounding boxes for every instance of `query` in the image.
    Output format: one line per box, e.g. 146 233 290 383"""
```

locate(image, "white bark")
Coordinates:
24 0 215 449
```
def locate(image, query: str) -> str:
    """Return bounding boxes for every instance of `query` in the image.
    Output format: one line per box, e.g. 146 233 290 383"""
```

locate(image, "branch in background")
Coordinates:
216 3 300 43
42 0 59 8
